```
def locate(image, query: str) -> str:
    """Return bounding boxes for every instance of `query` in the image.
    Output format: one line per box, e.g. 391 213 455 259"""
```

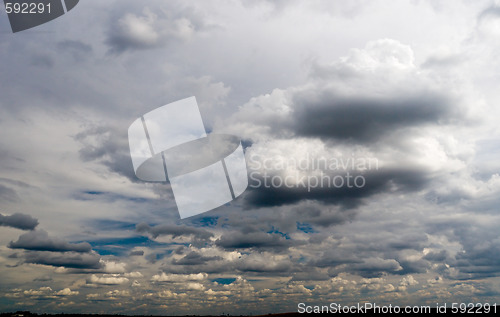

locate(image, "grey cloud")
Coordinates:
161 260 235 275
310 250 362 268
330 258 403 278
454 243 500 279
57 39 92 53
0 184 18 202
236 258 292 273
129 250 144 256
23 251 102 269
478 4 500 20
57 40 93 61
33 275 53 282
423 250 449 262
428 221 500 279
30 55 54 69
215 231 298 251
172 251 222 266
75 125 139 182
136 223 214 241
105 2 205 54
0 213 38 230
244 168 430 209
396 258 430 275
291 93 455 143
9 230 92 253
294 205 357 228
290 270 331 282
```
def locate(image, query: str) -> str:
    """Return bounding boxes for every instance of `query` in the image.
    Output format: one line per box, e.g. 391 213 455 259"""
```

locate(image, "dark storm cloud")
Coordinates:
215 231 298 251
136 223 214 241
244 168 430 209
291 93 454 143
453 239 500 279
425 220 500 279
0 213 38 230
172 251 222 265
23 251 102 269
9 230 92 253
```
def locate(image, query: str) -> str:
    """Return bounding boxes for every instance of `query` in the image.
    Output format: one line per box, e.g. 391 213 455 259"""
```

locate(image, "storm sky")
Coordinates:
1 0 500 315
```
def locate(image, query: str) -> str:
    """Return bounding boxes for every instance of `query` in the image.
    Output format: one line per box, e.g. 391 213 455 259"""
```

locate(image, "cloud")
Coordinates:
343 258 404 278
9 230 92 253
56 288 79 296
0 213 38 230
56 40 93 61
172 251 222 265
105 4 202 54
236 254 292 273
23 251 102 269
17 287 79 299
243 167 431 209
129 250 144 256
291 93 454 143
1 1 500 315
136 223 214 241
89 274 129 285
215 231 297 252
216 39 465 144
151 272 208 282
0 185 18 202
210 38 471 212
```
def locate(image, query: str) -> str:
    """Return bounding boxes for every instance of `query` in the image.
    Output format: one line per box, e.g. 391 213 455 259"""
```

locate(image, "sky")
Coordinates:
1 0 500 315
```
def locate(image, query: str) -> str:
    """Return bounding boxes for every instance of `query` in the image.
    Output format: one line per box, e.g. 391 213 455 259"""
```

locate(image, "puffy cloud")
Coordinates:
9 230 92 253
106 3 203 54
1 0 500 315
125 271 143 278
102 261 127 274
0 213 38 230
89 275 129 285
152 272 208 282
236 254 292 273
56 288 79 296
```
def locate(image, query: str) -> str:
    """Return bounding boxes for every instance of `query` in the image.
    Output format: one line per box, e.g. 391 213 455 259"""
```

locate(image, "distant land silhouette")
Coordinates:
1 308 499 316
